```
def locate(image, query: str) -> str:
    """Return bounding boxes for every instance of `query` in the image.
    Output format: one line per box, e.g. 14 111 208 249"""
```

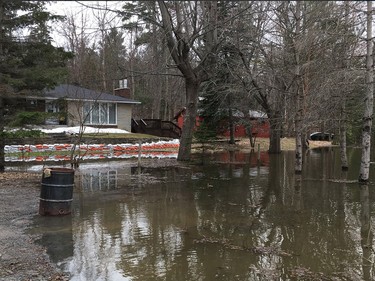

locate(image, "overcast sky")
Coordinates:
46 1 124 48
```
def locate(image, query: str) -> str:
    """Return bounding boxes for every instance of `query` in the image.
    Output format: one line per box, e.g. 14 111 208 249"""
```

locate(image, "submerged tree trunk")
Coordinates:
339 106 348 170
294 1 303 174
295 125 303 174
177 79 200 161
268 113 281 154
359 1 373 183
339 1 349 171
244 117 256 149
246 127 256 149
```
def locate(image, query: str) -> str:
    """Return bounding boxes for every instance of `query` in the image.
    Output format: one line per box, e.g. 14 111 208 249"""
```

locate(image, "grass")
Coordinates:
82 133 164 139
240 137 333 151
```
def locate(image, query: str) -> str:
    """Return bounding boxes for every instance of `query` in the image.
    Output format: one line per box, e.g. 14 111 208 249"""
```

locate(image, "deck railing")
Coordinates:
132 118 181 138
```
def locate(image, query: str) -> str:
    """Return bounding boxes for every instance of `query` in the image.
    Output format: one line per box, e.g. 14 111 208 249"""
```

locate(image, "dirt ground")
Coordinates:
0 172 68 281
0 138 333 281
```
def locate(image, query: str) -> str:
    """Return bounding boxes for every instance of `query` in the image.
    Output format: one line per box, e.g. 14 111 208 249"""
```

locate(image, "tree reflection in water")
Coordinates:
32 148 375 280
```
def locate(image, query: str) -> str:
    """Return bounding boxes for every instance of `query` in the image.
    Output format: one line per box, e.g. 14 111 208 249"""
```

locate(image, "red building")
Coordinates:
217 150 270 166
173 108 270 138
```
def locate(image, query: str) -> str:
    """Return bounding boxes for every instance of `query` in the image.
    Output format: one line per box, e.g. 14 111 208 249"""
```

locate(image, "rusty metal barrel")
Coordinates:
39 167 74 216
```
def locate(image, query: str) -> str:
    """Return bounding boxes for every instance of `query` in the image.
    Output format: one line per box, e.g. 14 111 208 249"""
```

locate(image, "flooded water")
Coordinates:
29 147 375 280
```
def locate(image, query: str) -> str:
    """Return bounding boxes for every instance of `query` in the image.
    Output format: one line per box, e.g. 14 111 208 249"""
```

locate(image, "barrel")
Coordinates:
39 167 75 216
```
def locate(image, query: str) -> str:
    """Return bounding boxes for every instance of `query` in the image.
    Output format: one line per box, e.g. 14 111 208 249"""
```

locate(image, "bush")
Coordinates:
8 111 48 126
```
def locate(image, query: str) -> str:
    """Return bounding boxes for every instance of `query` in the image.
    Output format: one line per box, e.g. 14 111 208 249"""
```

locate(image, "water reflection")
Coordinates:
30 147 375 280
360 185 374 281
32 216 73 264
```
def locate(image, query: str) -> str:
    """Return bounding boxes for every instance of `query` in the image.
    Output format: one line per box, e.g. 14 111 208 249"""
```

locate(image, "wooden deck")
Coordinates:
131 119 181 139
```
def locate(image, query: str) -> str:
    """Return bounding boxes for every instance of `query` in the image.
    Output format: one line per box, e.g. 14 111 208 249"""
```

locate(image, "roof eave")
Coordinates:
25 96 141 104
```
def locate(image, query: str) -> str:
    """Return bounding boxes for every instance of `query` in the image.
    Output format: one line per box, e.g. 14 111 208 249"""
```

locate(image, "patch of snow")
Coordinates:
249 110 267 118
39 126 130 134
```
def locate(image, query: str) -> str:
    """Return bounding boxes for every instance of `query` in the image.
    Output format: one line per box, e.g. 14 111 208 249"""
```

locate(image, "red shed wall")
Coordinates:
176 114 270 138
221 120 270 138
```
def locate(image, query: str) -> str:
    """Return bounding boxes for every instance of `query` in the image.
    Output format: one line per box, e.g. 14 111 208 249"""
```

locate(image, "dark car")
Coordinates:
309 132 334 141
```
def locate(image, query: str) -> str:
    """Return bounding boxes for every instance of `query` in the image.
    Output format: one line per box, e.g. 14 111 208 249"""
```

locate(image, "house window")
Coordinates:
108 103 116 124
83 102 117 125
45 100 60 113
27 99 38 108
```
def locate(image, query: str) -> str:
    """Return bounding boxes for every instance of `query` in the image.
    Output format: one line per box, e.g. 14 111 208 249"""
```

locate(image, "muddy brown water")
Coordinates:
28 147 375 280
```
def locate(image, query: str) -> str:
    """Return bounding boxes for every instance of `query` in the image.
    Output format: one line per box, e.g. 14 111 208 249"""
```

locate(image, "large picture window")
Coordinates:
83 102 117 125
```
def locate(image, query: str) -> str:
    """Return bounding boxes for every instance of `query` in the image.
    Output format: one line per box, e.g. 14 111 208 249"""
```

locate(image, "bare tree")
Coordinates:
293 1 303 174
259 1 365 173
53 0 369 173
359 1 373 183
91 2 125 92
157 1 221 161
117 2 185 120
335 1 364 170
59 12 102 88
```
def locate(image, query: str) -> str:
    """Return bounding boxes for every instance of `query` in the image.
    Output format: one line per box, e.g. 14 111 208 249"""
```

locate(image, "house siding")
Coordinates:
67 101 84 127
66 101 133 131
117 104 133 131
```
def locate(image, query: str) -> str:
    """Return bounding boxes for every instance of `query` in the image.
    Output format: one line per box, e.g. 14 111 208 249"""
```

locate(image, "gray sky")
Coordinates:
47 1 124 48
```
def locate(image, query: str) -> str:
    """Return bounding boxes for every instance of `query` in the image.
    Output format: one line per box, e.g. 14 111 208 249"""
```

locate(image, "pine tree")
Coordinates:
0 1 72 171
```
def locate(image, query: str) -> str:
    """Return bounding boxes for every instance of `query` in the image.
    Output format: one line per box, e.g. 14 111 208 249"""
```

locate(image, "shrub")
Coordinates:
8 111 48 126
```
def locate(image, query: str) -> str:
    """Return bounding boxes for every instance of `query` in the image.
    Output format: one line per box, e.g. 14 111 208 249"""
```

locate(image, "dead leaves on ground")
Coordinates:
0 172 39 181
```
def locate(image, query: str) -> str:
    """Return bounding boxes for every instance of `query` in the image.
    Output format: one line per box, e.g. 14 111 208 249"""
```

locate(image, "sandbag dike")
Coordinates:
4 133 173 146
4 138 180 165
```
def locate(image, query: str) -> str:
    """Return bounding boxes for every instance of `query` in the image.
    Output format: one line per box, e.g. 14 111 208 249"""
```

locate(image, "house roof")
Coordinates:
39 84 141 104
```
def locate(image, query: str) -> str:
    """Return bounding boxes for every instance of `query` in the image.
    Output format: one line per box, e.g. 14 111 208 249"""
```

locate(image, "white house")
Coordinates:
27 84 140 131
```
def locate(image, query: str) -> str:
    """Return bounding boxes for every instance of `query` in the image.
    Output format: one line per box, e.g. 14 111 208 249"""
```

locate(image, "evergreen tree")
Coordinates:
100 27 127 91
0 0 72 171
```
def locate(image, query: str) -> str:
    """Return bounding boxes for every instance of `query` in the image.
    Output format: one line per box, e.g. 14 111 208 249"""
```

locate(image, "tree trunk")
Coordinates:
268 113 281 154
339 107 348 170
129 27 137 100
269 125 281 154
339 1 350 171
0 4 4 172
245 122 255 149
157 1 217 160
295 128 303 174
359 1 373 183
0 96 4 172
177 79 199 161
294 1 303 174
228 104 235 144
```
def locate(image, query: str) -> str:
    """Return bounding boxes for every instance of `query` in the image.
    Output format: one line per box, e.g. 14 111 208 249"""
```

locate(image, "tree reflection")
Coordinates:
32 149 375 280
360 184 374 281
